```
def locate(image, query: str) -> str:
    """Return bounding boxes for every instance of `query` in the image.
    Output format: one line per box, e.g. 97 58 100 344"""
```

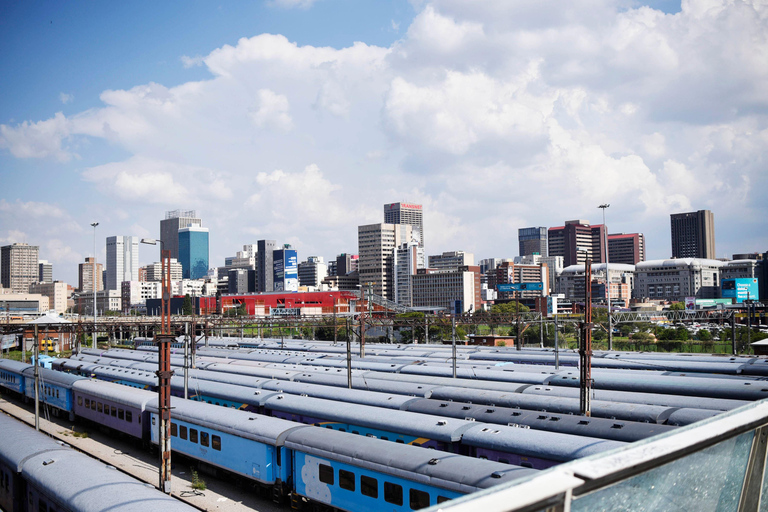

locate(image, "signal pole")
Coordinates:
580 257 593 417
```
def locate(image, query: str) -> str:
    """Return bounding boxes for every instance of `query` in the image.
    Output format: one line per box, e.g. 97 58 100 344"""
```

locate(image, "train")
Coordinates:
0 359 538 511
0 412 196 512
49 358 626 467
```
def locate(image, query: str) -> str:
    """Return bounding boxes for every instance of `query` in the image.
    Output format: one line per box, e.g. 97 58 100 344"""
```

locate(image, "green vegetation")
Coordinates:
182 294 194 316
191 468 206 490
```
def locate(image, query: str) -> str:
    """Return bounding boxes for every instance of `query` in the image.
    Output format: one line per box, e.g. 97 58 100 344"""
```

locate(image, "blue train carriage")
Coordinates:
0 413 196 512
0 359 27 395
72 379 156 442
147 398 303 496
19 364 83 421
284 426 538 511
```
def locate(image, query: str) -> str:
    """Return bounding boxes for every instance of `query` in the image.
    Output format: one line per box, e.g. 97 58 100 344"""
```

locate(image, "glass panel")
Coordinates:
361 475 378 498
201 432 209 447
339 470 355 491
385 482 403 506
212 435 221 450
410 488 431 510
573 430 754 512
319 464 334 485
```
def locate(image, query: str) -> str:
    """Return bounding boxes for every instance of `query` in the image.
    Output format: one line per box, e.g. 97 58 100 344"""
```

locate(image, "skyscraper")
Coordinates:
518 227 548 257
38 260 53 283
384 202 424 247
106 236 139 290
1 243 40 293
178 227 209 279
548 220 606 267
273 245 298 292
358 223 412 301
78 257 103 293
608 233 646 265
160 209 202 260
257 240 277 292
670 210 716 259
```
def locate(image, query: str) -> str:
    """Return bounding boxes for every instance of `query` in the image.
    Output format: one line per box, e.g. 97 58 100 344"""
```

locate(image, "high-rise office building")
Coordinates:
358 223 413 301
257 240 278 292
273 246 299 292
608 233 646 265
78 257 103 293
670 210 716 259
38 260 53 283
178 227 209 280
548 220 606 267
384 202 424 247
298 256 328 288
160 209 202 260
518 227 548 257
1 243 40 293
106 236 139 290
428 251 474 271
394 241 425 306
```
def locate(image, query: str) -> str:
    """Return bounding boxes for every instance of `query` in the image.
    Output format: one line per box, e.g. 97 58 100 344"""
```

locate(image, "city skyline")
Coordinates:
1 1 767 287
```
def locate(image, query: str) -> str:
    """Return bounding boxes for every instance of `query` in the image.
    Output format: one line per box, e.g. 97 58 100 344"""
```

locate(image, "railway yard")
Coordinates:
2 339 768 511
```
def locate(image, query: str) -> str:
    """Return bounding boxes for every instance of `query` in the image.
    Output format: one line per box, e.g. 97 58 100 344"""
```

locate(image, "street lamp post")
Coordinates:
141 237 174 494
598 204 612 351
91 222 99 348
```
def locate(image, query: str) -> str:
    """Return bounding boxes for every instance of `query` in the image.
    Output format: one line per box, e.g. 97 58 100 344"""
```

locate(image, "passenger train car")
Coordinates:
0 413 196 512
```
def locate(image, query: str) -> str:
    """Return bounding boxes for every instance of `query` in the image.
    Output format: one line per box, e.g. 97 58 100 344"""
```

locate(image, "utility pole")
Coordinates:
91 221 99 349
599 204 612 350
452 312 457 378
34 323 40 431
580 257 593 417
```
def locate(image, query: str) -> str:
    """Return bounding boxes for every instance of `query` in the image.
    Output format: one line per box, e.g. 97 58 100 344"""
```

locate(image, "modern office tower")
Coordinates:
38 260 53 283
608 233 646 265
257 240 278 292
411 266 481 313
105 236 139 290
178 227 209 280
160 209 202 260
358 223 413 301
145 259 183 282
514 254 563 294
298 256 328 288
228 268 256 294
335 253 358 276
495 261 550 300
518 227 548 257
428 251 474 271
671 210 716 259
273 245 298 292
548 220 606 267
78 257 103 293
1 243 40 294
394 241 425 306
384 202 424 247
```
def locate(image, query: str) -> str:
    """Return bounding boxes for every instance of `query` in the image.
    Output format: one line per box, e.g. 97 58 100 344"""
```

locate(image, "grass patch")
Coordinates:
191 468 206 490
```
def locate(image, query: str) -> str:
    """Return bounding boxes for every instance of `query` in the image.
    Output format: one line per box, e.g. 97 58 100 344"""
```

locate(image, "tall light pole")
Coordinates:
91 222 99 348
598 204 612 351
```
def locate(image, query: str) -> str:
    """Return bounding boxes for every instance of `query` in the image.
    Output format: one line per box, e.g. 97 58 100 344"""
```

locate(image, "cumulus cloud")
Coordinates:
1 0 767 270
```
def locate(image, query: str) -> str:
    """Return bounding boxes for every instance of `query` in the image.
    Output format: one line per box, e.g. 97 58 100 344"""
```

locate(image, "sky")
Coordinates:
1 0 766 287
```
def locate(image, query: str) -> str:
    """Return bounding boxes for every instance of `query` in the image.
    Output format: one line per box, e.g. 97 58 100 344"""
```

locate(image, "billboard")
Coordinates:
721 278 759 303
274 249 298 292
685 297 696 310
498 282 544 292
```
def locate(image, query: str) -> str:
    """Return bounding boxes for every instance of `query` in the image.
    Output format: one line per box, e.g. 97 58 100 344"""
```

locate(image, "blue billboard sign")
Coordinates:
498 282 544 292
721 278 759 303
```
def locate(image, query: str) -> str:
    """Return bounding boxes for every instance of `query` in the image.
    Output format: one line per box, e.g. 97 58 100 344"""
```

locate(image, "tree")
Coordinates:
669 302 685 311
491 302 529 314
182 294 193 316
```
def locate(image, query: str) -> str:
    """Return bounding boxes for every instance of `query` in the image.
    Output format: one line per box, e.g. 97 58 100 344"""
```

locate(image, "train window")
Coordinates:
171 423 178 437
78 396 83 406
352 431 360 435
201 432 209 447
56 390 59 399
521 462 533 468
97 402 102 413
85 399 91 408
111 406 117 417
361 475 378 498
381 436 388 441
396 439 404 444
499 458 509 464
437 496 451 504
339 470 355 491
91 401 97 411
384 482 403 506
339 428 346 432
212 435 221 450
319 464 334 485
180 426 188 440
190 429 198 443
126 411 132 423
40 500 48 512
410 488 430 509
118 409 125 420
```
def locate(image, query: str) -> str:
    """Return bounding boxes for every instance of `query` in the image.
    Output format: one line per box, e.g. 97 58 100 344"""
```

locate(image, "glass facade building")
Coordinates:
178 227 209 280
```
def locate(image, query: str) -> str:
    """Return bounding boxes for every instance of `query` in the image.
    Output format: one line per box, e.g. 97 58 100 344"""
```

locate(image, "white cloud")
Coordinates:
1 0 767 271
268 0 317 8
60 92 74 104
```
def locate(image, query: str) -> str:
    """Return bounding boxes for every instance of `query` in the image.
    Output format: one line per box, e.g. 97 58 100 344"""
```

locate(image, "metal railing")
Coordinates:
430 399 768 512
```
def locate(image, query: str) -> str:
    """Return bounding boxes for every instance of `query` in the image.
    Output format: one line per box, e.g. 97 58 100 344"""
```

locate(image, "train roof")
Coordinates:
0 413 71 471
72 379 156 407
0 358 32 373
283 426 538 494
21 365 84 387
149 397 303 446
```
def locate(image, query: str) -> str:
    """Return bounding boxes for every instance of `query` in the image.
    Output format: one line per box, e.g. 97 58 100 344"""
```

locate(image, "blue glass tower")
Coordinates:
178 227 209 280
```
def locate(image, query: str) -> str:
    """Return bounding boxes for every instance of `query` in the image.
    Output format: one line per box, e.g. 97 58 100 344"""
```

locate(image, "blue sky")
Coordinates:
2 0 766 287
